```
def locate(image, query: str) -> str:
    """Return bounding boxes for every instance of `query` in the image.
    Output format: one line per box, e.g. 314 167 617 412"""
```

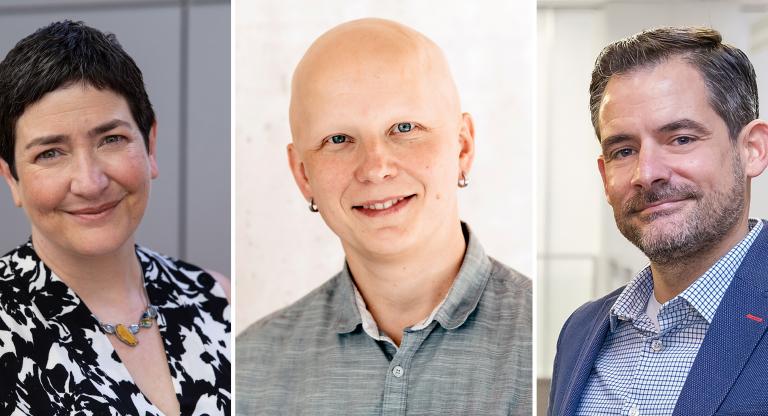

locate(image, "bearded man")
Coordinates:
549 27 768 416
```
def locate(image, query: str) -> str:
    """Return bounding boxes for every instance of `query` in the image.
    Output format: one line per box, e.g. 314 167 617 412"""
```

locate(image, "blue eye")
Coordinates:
673 136 695 145
329 135 347 144
396 122 412 133
609 148 636 160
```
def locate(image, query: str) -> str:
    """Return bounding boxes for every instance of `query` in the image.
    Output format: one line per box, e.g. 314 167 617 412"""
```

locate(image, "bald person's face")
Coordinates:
287 20 474 258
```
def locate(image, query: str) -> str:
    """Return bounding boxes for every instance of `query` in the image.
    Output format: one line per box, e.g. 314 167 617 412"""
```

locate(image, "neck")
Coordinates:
31 233 147 322
651 217 750 303
344 221 466 346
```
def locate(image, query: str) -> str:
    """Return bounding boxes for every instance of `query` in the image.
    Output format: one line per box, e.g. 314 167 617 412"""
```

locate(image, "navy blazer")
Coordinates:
549 220 768 416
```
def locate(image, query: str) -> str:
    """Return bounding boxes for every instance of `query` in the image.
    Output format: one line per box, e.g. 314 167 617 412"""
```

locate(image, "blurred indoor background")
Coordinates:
0 0 230 275
537 0 768 413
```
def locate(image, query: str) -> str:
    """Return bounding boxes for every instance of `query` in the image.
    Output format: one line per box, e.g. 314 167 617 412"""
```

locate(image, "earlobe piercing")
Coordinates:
458 172 469 188
309 198 319 212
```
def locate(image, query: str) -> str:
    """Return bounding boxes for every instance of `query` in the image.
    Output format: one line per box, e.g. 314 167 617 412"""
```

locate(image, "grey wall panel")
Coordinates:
186 3 231 274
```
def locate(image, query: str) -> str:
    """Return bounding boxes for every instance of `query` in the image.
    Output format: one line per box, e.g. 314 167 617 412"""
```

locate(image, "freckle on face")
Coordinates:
436 194 441 200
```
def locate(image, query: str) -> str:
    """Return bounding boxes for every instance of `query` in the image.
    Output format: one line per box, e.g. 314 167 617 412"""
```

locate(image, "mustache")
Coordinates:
622 184 701 215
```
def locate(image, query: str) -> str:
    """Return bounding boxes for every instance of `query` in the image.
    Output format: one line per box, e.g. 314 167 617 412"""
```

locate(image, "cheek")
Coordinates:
17 172 69 213
106 150 153 191
305 157 348 199
409 146 459 200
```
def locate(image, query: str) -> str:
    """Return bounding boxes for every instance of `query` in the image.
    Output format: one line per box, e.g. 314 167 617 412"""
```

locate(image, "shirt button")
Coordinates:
651 339 663 352
392 365 404 378
628 404 640 416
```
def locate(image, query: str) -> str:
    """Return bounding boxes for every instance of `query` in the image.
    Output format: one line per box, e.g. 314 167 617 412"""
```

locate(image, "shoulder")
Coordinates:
488 257 532 292
237 272 344 356
136 245 228 302
0 241 35 281
472 257 532 342
485 257 532 309
0 242 43 306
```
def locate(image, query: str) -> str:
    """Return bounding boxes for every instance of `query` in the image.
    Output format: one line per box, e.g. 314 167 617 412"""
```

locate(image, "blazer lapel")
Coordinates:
561 296 616 415
673 223 768 416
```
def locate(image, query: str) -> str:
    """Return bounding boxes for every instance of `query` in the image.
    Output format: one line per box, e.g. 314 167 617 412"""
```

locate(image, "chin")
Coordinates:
40 226 136 258
356 229 421 257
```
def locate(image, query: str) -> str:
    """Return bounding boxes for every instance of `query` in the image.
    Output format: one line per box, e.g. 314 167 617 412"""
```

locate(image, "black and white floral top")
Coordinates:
0 242 231 415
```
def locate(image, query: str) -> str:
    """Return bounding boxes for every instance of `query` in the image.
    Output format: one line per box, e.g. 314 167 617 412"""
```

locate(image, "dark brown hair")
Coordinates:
0 20 155 178
589 27 758 142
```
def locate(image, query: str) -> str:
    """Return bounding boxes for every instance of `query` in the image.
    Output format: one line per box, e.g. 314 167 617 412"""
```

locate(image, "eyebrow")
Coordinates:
656 118 712 136
600 118 712 152
24 119 133 150
24 134 67 150
600 134 632 152
87 119 132 138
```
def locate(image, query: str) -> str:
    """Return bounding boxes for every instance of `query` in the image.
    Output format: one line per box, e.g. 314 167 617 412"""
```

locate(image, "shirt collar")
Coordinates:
609 218 763 330
679 218 762 323
333 222 493 336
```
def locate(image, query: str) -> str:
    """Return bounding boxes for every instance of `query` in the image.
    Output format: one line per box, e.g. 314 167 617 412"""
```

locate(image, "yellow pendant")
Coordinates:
115 324 139 346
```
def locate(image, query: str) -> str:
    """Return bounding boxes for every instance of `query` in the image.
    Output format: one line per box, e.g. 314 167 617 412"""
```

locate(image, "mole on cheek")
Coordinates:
436 194 441 200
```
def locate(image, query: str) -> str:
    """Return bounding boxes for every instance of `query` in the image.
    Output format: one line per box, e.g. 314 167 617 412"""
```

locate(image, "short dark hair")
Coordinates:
0 20 155 178
589 27 758 142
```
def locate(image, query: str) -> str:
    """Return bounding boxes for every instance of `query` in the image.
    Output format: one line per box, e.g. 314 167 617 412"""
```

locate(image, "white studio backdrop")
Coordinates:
236 0 535 333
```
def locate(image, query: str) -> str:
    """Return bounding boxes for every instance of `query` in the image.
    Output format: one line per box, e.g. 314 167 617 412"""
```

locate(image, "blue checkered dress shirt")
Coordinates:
576 219 763 416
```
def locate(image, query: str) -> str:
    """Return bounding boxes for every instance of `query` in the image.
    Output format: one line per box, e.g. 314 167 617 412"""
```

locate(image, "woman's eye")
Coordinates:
103 135 124 145
36 149 60 161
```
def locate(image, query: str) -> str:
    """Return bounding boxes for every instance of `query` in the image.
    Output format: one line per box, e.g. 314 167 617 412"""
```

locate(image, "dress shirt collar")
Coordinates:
332 222 493 336
609 218 762 331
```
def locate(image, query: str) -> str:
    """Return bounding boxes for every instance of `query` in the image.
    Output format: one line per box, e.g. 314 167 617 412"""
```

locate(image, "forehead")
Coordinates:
16 84 135 138
290 24 459 141
598 58 721 136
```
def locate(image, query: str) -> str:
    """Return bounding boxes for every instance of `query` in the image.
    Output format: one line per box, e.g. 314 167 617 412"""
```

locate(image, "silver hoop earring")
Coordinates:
308 198 319 212
458 172 469 188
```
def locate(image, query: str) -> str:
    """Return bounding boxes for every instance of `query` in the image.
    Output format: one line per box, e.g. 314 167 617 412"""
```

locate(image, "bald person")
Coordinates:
236 18 531 415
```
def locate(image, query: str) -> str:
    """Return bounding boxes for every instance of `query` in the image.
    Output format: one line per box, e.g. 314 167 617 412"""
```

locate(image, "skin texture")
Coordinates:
597 57 768 303
0 83 181 415
287 18 475 345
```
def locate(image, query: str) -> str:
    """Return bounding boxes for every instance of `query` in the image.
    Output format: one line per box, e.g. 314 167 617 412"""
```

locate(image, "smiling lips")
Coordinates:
353 195 414 216
628 198 692 222
66 199 122 219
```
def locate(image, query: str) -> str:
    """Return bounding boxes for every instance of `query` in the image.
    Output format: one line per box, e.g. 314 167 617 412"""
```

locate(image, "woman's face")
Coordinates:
1 83 157 257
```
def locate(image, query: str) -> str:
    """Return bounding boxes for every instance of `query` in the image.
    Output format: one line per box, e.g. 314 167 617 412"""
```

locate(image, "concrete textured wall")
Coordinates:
236 0 535 333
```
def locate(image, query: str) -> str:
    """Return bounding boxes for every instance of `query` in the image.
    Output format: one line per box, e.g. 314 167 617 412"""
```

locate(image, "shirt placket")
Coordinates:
624 300 686 416
381 324 432 416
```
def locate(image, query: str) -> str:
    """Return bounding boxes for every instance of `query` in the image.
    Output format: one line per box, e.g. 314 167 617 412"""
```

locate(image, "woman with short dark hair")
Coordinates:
0 21 230 416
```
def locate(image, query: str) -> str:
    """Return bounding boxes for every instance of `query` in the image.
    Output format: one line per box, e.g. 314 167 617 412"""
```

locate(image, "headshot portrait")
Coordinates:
538 1 768 415
0 2 230 415
235 1 533 415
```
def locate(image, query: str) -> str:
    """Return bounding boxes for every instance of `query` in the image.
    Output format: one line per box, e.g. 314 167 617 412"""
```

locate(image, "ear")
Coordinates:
739 119 768 178
458 112 476 176
0 158 22 207
148 121 159 179
287 143 312 201
597 155 610 202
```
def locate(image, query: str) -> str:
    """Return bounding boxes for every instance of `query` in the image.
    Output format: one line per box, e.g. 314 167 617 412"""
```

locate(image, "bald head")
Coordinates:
289 18 461 145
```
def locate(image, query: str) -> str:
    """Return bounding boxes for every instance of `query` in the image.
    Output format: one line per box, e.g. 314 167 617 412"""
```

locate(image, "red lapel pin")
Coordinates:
745 314 764 323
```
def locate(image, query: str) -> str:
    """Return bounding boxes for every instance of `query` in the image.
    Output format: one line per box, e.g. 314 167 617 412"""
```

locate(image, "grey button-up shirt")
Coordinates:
236 225 531 415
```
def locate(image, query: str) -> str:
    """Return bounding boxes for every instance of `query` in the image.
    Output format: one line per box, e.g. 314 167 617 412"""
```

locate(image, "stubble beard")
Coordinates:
614 152 746 266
